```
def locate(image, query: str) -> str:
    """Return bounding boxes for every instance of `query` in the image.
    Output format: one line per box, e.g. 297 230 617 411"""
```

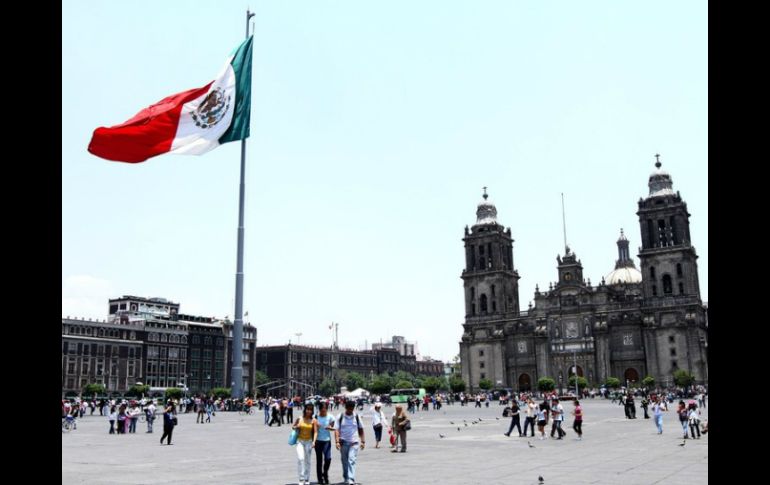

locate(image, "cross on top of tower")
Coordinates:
655 153 661 169
483 186 488 200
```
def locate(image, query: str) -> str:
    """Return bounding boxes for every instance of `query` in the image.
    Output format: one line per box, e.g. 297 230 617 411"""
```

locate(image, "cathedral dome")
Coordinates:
605 266 642 285
475 188 498 225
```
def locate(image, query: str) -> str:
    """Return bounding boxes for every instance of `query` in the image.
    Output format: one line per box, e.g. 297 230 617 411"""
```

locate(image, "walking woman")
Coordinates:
523 398 537 437
391 405 409 453
676 400 689 439
293 403 317 485
536 403 547 440
572 400 583 440
314 402 334 485
371 403 387 448
652 397 664 434
687 402 701 439
160 402 176 445
108 405 117 434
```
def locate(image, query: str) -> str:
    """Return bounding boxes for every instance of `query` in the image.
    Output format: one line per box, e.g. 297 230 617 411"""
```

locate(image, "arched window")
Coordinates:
652 285 658 296
649 266 656 278
678 282 684 294
491 285 496 297
662 274 673 295
676 263 682 276
480 294 488 314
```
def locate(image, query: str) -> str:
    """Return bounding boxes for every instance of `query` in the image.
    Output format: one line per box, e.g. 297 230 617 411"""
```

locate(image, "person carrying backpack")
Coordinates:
335 400 365 485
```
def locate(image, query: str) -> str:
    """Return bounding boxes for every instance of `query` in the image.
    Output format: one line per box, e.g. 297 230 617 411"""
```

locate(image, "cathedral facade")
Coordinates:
459 162 708 392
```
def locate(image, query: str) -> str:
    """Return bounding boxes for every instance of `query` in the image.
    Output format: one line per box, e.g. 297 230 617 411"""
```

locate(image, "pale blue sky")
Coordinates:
63 1 707 362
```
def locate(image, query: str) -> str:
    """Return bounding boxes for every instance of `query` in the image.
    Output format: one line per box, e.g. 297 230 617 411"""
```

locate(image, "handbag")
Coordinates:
288 429 299 446
389 429 396 445
404 420 412 431
172 417 178 426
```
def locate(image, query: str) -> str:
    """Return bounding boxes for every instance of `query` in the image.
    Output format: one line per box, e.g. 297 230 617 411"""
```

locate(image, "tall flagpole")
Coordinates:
231 8 255 400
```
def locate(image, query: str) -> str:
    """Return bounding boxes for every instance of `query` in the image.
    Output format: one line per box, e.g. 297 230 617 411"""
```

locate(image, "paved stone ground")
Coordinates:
62 399 707 485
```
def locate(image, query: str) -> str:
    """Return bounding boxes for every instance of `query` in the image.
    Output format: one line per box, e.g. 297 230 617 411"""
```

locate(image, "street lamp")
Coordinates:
558 373 563 396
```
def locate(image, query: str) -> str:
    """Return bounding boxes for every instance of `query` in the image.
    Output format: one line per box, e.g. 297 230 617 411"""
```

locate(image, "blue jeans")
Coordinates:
654 415 663 433
340 441 359 483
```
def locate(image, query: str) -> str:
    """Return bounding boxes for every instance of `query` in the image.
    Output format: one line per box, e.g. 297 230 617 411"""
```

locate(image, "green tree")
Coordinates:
395 380 414 389
604 377 621 389
210 387 231 399
393 371 416 386
319 378 338 396
568 375 588 390
673 369 695 388
478 378 493 390
436 376 450 391
449 376 466 392
165 387 184 400
422 376 444 394
254 370 270 387
82 383 106 396
369 374 393 394
345 372 367 391
642 375 656 388
125 384 149 397
537 377 556 392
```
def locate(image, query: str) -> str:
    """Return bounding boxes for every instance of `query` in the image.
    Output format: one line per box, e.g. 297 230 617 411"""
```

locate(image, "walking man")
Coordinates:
335 400 365 485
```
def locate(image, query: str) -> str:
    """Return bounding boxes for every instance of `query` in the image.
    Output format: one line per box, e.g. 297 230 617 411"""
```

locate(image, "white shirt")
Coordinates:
371 409 385 426
337 413 364 443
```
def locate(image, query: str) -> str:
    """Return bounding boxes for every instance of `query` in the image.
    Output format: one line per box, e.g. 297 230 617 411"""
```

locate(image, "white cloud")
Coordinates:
62 275 114 319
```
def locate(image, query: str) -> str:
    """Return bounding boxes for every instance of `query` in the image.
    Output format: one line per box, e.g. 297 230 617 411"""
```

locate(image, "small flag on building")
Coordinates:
88 37 253 163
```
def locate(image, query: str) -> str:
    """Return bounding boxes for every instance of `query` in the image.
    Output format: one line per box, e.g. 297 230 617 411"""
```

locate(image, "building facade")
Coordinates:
62 296 257 397
459 162 708 392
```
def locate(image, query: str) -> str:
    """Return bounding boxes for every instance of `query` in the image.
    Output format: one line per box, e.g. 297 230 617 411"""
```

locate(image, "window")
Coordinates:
204 336 212 345
491 285 496 297
160 334 168 342
169 348 179 359
668 335 675 344
81 359 90 374
191 349 200 359
96 361 104 376
479 350 484 357
192 335 200 344
128 361 135 377
471 287 475 299
492 301 497 312
180 349 186 359
480 294 488 313
479 362 485 368
67 358 76 374
678 282 684 294
471 303 476 315
480 373 486 379
676 263 682 276
652 285 657 296
671 360 678 369
83 344 90 356
670 348 677 356
160 347 167 358
649 266 656 278
662 275 673 294
623 334 633 346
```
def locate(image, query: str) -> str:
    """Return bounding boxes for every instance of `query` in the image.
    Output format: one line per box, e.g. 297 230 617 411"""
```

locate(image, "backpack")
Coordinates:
338 413 362 431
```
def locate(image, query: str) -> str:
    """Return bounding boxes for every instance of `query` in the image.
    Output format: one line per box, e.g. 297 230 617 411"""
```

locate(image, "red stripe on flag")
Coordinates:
88 82 214 163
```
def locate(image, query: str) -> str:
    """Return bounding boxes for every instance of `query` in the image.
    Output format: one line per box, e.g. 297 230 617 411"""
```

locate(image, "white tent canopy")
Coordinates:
343 388 370 397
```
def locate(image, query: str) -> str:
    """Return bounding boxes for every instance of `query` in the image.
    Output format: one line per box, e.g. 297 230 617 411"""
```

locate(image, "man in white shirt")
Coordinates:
550 399 566 439
335 401 365 485
145 402 156 433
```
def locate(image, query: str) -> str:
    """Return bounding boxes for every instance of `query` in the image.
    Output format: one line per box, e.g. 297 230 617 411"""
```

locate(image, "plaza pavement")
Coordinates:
62 399 707 485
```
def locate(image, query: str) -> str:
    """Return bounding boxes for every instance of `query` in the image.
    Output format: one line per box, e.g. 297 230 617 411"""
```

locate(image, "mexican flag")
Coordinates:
88 37 253 163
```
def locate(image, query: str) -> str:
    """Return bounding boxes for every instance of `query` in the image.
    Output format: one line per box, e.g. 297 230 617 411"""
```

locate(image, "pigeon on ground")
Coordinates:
678 441 686 447
496 417 500 420
439 434 446 438
479 418 483 421
450 421 454 424
528 441 535 448
538 476 544 483
457 427 461 431
464 423 468 427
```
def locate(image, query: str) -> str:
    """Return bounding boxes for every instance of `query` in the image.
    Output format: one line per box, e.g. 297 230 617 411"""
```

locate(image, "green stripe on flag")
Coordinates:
220 36 253 144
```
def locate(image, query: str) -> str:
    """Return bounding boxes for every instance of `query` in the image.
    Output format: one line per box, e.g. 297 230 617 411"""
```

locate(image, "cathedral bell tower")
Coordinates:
461 188 521 319
637 156 701 300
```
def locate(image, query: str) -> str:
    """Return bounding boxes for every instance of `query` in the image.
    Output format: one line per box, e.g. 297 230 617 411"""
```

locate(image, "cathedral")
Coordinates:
459 160 708 392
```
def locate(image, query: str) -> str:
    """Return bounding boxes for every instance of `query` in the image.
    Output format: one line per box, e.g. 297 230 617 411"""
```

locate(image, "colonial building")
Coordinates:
459 161 708 392
62 296 257 397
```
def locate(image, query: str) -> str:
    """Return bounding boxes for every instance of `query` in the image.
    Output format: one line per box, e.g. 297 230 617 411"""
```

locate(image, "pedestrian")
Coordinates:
314 402 334 485
641 396 650 419
550 398 565 439
293 403 317 485
688 402 701 439
572 399 583 440
269 400 282 427
335 400 365 485
370 403 387 448
108 405 117 434
536 403 547 440
652 398 664 434
117 405 127 434
145 400 156 433
264 398 271 425
160 402 176 445
504 400 522 437
391 404 410 453
522 397 537 437
676 401 689 439
196 396 205 424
